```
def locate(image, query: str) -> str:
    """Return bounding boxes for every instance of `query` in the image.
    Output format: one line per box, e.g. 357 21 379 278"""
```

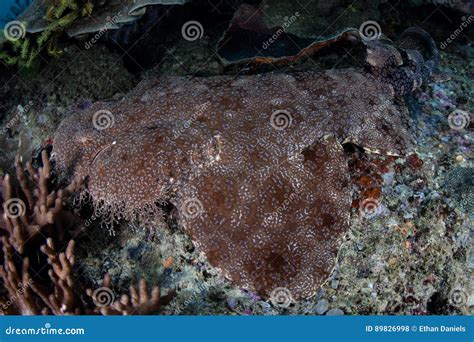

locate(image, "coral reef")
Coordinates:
87 273 173 315
0 151 170 315
18 45 136 107
0 236 168 314
0 44 135 114
14 0 189 38
0 44 135 175
0 0 190 67
0 150 80 253
443 167 474 217
0 0 471 316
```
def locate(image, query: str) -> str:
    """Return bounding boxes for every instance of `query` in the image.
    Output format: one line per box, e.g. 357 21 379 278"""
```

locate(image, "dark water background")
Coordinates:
0 0 21 27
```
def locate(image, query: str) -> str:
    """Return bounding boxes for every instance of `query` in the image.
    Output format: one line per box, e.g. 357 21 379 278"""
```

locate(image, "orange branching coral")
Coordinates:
0 150 81 253
0 152 169 315
33 238 80 315
0 236 169 315
0 237 38 315
87 274 172 315
0 237 81 315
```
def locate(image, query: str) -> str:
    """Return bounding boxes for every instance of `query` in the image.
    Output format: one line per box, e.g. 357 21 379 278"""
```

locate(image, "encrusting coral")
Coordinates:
0 151 170 315
443 167 474 216
52 28 440 300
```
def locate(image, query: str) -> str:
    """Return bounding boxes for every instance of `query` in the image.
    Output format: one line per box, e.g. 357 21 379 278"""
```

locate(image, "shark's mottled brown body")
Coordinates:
53 28 438 299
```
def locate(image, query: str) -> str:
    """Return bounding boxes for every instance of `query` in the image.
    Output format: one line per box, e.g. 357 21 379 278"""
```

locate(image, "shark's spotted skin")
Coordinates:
53 68 417 299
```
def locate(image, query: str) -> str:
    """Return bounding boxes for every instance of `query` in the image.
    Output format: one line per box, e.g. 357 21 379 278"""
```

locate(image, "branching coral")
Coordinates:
33 238 79 314
0 38 39 68
0 150 80 253
0 236 170 315
0 237 81 315
0 237 38 314
87 274 173 315
0 151 170 315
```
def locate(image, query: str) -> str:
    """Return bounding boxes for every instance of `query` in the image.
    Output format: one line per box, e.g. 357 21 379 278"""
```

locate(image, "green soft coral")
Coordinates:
46 0 82 21
0 35 37 68
0 0 94 68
